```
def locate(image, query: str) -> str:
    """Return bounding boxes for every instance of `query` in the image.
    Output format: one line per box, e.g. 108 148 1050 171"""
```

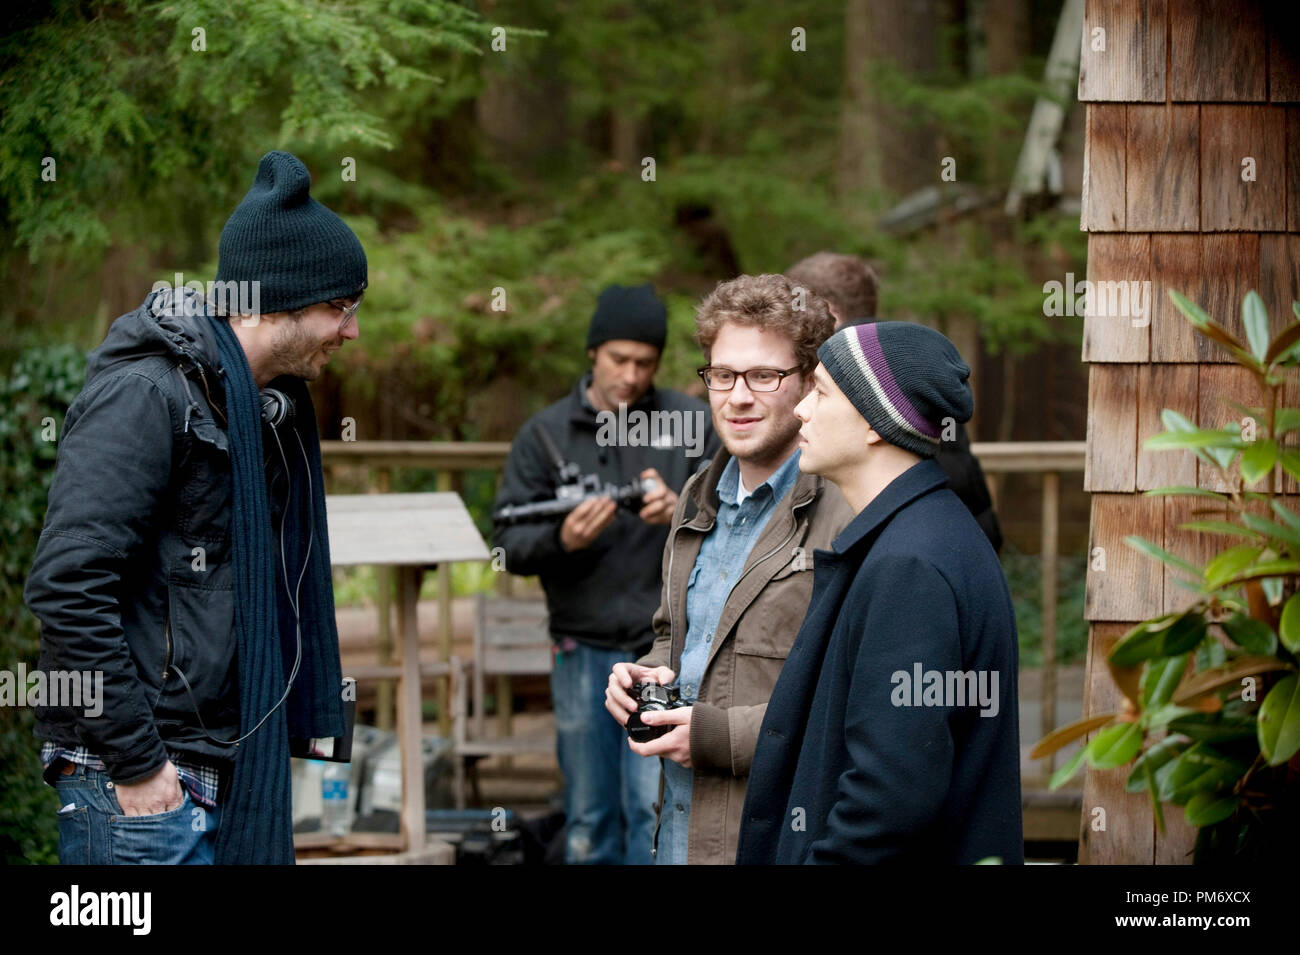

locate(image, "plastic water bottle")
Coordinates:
321 762 351 837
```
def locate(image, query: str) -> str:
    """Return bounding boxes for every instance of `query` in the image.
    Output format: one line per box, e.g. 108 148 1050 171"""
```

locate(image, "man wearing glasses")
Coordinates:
604 273 854 864
26 150 364 864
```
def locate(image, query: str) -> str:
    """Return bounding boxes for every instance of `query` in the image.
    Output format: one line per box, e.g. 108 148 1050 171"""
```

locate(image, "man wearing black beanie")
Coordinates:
492 283 720 864
737 322 1023 864
26 150 365 864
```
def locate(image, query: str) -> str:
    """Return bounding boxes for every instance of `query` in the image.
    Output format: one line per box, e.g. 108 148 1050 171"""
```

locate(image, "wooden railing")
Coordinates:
321 440 1087 758
972 441 1087 776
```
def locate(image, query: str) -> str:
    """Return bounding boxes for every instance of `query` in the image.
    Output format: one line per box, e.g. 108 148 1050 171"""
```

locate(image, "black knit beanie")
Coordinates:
215 151 367 314
586 284 667 351
817 321 972 458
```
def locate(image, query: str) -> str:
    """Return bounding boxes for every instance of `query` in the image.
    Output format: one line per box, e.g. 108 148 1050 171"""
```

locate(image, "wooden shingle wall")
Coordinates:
1077 0 1299 864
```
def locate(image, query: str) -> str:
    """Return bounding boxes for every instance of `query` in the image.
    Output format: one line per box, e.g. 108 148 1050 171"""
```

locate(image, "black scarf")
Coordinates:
207 314 346 864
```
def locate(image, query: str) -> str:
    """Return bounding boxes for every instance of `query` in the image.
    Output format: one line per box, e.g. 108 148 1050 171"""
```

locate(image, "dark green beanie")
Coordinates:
215 151 367 315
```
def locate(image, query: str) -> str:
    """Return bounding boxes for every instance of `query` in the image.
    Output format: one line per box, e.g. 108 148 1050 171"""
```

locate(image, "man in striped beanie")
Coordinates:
736 321 1023 864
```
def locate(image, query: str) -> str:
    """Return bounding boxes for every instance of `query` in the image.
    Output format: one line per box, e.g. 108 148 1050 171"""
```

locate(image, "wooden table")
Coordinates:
324 492 490 853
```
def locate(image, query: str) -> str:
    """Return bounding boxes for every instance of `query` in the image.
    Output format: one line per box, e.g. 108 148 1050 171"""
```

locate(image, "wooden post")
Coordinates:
396 565 425 852
436 471 454 738
375 467 394 731
1039 470 1060 778
497 673 513 772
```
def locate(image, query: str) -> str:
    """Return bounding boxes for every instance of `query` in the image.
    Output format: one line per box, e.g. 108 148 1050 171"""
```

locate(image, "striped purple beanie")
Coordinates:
817 321 972 458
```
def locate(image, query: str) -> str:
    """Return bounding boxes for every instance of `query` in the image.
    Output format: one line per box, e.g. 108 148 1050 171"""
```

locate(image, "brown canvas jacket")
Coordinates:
637 446 855 864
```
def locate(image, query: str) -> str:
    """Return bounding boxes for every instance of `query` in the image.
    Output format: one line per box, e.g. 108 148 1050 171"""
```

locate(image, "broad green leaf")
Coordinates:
1049 745 1088 791
1143 485 1229 500
1125 736 1188 793
1240 510 1300 550
1265 322 1300 365
1109 616 1177 668
1112 613 1201 665
1161 408 1198 432
1240 439 1278 486
1155 614 1206 660
1175 655 1292 704
1168 289 1213 329
1029 712 1118 758
1168 710 1257 743
1168 291 1252 363
1280 594 1300 655
1257 674 1300 766
1272 408 1300 435
1185 791 1239 827
1144 429 1245 451
1207 445 1237 471
1141 703 1199 729
1178 521 1263 540
1140 653 1190 709
1220 613 1278 655
1218 559 1300 587
1203 545 1264 588
1243 290 1269 363
1281 451 1300 483
1124 535 1203 578
1166 744 1246 804
1271 499 1300 533
1086 722 1143 769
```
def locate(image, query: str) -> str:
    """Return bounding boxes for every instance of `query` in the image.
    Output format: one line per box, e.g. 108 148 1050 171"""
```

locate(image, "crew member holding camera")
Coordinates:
491 284 719 865
604 274 853 864
25 151 363 864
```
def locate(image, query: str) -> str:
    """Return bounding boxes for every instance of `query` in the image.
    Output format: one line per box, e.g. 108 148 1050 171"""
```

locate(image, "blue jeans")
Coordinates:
551 640 661 865
51 765 221 865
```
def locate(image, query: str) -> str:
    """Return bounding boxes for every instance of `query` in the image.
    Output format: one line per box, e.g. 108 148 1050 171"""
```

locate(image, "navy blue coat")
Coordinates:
736 459 1023 864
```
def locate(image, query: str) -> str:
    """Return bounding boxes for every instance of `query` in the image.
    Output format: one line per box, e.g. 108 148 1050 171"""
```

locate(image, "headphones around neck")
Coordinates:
259 387 295 432
173 383 315 748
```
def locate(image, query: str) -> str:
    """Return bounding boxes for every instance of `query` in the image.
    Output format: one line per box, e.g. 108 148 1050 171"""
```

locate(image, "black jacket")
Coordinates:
25 290 241 784
936 422 1003 554
491 374 720 652
736 459 1023 864
841 317 1002 553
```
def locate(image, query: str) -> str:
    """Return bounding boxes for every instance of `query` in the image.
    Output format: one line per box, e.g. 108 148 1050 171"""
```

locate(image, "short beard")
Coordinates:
721 410 802 471
268 317 322 381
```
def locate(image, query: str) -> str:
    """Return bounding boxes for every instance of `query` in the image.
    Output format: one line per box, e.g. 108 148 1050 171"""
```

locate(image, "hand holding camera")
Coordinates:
624 681 689 744
605 661 675 726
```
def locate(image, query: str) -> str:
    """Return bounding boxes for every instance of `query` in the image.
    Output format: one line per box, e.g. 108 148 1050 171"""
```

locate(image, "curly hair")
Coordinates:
785 252 878 322
694 273 836 374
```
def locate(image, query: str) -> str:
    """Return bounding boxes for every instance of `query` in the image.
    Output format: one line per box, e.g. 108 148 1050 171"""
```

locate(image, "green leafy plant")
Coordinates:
1033 290 1300 862
1 344 86 864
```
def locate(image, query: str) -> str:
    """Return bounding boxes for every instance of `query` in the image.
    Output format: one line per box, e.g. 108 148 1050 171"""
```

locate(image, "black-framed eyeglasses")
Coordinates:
697 365 801 392
331 293 363 335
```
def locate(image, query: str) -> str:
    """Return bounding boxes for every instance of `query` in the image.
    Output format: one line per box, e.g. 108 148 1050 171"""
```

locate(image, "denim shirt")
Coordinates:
656 449 802 864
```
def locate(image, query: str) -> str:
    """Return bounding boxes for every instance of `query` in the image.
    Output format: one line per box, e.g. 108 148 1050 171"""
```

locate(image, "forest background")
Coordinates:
0 0 1089 862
